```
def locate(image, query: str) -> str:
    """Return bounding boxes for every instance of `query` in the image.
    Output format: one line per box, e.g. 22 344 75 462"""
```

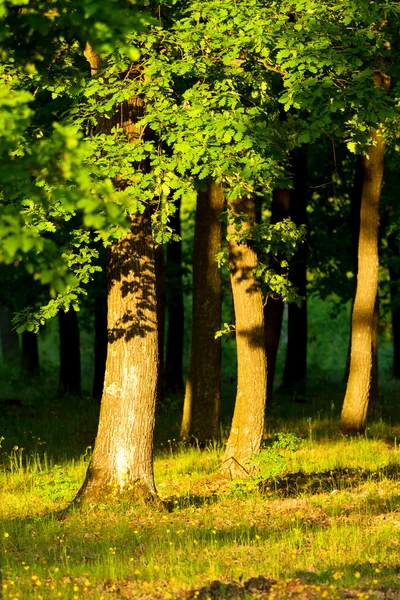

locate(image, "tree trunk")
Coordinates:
281 150 308 396
370 295 379 409
344 156 364 380
221 197 267 477
77 43 159 503
78 210 159 502
155 244 166 402
165 200 184 392
92 292 107 401
389 260 400 379
181 184 224 444
340 74 389 433
264 188 290 400
59 309 81 396
0 307 19 366
22 331 40 376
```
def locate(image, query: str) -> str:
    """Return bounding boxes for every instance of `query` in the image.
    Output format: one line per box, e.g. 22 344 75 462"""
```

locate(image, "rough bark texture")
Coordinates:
281 150 308 396
92 291 108 401
165 200 184 392
264 188 290 401
59 309 81 396
181 184 224 444
77 44 159 503
0 307 19 366
221 197 267 477
22 331 40 377
154 244 166 402
78 211 159 502
340 74 388 433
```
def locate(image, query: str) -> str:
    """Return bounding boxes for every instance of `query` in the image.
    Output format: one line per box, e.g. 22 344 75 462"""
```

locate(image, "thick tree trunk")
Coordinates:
78 211 159 502
22 331 40 376
59 309 81 396
155 244 166 402
77 43 159 503
340 122 387 432
0 307 19 366
165 200 184 392
92 292 107 401
221 197 267 477
264 188 290 400
181 184 224 444
281 151 308 396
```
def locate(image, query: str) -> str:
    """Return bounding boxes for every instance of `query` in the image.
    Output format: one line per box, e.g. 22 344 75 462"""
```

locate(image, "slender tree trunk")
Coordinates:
370 295 379 409
22 331 40 376
165 200 184 392
340 72 389 433
59 309 81 396
77 43 159 503
344 156 364 380
389 260 400 379
264 188 290 400
281 150 308 396
92 292 107 401
0 307 19 366
155 244 166 402
181 184 224 444
221 197 267 477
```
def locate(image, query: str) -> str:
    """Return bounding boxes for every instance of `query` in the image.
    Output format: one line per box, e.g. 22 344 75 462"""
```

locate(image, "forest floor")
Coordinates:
1 384 400 599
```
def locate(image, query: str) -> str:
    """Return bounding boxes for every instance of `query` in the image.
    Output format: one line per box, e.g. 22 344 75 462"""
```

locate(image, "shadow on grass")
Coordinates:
260 464 400 497
187 563 400 598
163 493 219 512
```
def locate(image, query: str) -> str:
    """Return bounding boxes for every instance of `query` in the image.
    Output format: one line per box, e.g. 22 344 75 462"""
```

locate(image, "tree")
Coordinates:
59 309 81 396
281 150 309 396
0 306 19 367
263 188 290 400
165 200 184 393
76 46 159 502
221 197 267 477
340 73 390 434
181 184 224 444
21 331 40 377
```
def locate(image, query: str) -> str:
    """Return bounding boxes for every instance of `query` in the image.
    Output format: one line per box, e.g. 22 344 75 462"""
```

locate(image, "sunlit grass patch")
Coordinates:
2 428 400 598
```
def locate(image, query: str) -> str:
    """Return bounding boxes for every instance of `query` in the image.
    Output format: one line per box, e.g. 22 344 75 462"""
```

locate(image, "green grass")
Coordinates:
2 403 400 600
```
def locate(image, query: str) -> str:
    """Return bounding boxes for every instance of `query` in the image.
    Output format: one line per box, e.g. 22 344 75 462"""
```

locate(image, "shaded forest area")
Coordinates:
1 0 400 598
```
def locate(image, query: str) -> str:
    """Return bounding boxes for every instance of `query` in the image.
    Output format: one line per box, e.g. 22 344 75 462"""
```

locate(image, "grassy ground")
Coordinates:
1 381 400 600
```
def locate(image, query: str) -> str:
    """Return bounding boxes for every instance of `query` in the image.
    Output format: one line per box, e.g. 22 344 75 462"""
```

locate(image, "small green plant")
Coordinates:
230 433 302 497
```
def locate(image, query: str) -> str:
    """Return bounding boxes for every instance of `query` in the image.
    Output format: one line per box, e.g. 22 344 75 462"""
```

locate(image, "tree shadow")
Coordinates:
259 464 400 497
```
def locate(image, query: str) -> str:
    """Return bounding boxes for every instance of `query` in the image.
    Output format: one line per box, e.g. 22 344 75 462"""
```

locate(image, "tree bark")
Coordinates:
0 307 19 366
340 72 389 433
221 197 267 477
389 260 400 379
22 331 40 376
370 295 379 409
264 188 290 401
181 184 224 444
92 291 107 401
165 200 184 392
59 309 81 396
281 150 308 396
77 43 159 503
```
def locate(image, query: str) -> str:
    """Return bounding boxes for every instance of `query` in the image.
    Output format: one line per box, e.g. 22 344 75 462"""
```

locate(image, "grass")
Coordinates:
2 386 400 600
